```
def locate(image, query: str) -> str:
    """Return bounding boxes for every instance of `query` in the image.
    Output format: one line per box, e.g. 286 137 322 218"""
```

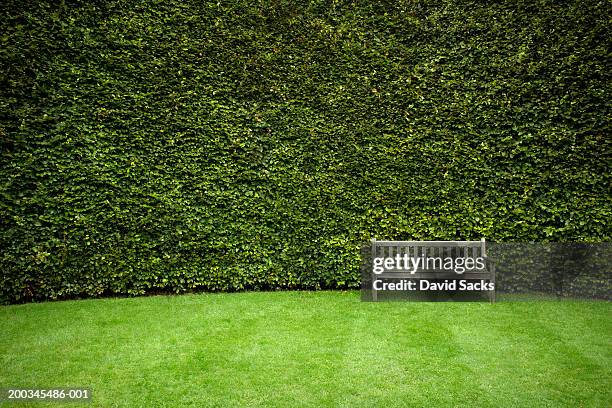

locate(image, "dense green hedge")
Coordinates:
1 0 610 303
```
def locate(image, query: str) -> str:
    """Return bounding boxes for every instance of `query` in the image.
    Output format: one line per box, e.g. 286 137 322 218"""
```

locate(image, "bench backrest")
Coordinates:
371 239 491 278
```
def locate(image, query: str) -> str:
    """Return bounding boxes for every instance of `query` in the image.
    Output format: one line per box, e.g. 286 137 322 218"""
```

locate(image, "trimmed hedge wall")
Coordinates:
1 0 610 303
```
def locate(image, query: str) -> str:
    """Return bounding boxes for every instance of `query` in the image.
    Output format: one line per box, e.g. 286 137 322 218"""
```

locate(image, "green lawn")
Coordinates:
1 291 610 407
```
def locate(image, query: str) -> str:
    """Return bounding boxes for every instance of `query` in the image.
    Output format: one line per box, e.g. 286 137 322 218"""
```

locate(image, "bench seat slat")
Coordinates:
376 273 492 279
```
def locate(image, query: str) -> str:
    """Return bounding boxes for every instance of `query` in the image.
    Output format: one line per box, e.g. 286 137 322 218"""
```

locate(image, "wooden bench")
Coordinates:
370 239 496 302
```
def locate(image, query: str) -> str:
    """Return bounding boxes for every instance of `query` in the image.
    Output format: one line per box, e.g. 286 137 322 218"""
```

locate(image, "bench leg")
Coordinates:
490 265 496 303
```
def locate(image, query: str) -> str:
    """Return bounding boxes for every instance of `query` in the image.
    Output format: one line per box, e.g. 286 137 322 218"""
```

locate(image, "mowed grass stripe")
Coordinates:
0 291 610 407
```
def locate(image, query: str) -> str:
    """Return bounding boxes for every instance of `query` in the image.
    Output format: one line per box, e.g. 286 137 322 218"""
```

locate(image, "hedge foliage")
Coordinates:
490 243 612 300
1 0 610 302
